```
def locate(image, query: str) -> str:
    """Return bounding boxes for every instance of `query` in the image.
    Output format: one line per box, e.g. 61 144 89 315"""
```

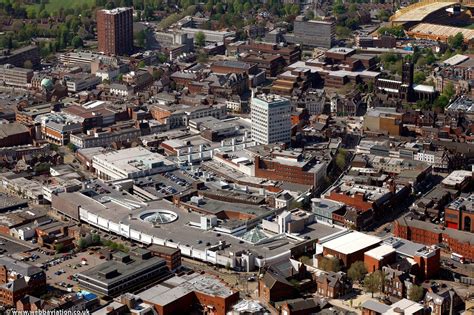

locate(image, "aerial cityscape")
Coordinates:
0 0 473 314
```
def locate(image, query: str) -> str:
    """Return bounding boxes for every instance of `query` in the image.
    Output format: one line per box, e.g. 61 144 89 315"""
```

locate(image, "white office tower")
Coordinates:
251 93 291 145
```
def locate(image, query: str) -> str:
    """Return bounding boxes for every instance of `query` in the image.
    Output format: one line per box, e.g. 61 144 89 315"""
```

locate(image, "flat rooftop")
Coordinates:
78 253 165 286
442 170 472 187
93 147 175 173
140 273 235 306
364 244 396 260
322 231 381 255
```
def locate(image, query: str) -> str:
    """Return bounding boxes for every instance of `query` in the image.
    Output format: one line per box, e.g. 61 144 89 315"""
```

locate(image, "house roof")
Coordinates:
262 267 292 289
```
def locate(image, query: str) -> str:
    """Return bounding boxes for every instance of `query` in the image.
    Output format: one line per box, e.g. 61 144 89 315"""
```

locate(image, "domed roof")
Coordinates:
41 78 54 91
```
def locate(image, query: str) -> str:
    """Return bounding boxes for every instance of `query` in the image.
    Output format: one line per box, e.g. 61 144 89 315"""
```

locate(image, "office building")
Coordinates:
0 64 33 88
97 7 133 56
251 93 291 145
293 16 335 49
77 250 170 296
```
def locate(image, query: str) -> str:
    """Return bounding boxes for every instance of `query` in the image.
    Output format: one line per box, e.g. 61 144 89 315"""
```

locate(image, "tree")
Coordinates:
137 61 146 68
363 271 384 297
197 51 208 63
433 94 449 109
333 0 346 15
71 36 84 49
91 233 101 245
348 261 367 283
77 238 87 249
444 82 455 99
335 149 347 170
152 69 163 80
305 10 315 20
226 261 231 270
67 143 77 152
319 257 341 272
134 30 147 48
448 32 464 50
195 31 206 47
363 270 382 297
55 243 64 253
377 25 405 38
414 72 426 84
105 1 116 9
408 285 424 302
23 60 33 69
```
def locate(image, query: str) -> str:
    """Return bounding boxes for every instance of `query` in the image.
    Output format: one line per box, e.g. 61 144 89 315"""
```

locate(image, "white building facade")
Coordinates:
251 94 291 145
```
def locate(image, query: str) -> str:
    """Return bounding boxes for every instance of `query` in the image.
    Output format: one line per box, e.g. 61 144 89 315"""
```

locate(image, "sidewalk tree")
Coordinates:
363 271 383 297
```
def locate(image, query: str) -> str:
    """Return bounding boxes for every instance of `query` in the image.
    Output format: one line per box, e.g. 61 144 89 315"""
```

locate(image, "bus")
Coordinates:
451 253 465 264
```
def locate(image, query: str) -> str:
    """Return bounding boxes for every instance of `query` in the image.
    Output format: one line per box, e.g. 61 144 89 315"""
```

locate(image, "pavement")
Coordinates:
328 287 383 315
44 251 103 292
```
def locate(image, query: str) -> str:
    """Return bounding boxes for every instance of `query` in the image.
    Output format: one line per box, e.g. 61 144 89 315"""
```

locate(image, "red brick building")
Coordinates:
148 244 181 271
394 215 474 261
364 245 396 272
140 273 239 315
444 195 474 232
251 147 328 187
0 257 46 306
320 231 381 268
258 268 297 303
97 7 133 56
315 271 350 298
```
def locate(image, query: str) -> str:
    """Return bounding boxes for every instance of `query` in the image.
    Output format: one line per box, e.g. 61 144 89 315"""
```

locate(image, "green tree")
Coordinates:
348 261 368 283
319 257 341 272
363 271 384 297
448 32 464 50
67 143 77 152
137 61 146 68
134 30 147 48
434 94 449 109
336 149 347 170
77 238 87 249
55 243 64 253
444 82 455 99
195 31 206 47
91 233 101 245
408 285 424 302
152 69 163 80
333 0 346 15
305 10 315 20
71 36 84 48
414 72 426 84
105 1 116 9
377 25 405 38
23 60 33 69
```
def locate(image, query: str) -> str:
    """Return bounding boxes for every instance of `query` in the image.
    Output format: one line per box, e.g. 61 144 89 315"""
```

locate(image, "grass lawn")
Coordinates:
27 0 95 13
